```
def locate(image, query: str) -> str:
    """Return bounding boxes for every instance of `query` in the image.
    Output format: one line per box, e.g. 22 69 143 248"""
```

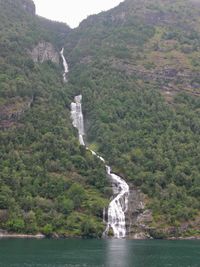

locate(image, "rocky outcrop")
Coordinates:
21 0 35 15
5 0 36 15
0 229 44 239
125 184 200 239
30 42 60 64
0 97 33 129
126 185 153 239
111 59 200 102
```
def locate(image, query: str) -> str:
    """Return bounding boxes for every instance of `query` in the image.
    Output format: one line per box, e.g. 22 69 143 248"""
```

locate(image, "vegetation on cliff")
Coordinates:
64 0 200 235
0 0 200 237
0 0 109 237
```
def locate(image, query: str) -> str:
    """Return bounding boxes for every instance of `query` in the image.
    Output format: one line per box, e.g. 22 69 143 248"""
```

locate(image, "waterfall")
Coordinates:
104 166 129 238
70 95 129 239
60 48 69 82
70 95 85 146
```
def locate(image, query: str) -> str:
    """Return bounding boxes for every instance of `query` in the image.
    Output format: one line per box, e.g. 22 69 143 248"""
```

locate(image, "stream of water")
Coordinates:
60 48 68 82
70 95 129 238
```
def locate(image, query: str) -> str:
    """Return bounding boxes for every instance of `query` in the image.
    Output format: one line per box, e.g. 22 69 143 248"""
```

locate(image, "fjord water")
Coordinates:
0 239 199 267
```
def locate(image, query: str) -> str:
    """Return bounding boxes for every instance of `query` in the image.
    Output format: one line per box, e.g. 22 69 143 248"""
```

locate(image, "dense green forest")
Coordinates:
0 0 200 238
64 0 200 236
0 0 109 237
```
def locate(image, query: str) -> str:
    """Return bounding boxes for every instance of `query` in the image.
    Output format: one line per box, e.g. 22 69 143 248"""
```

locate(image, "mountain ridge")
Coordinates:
0 0 200 239
64 0 200 238
0 0 109 238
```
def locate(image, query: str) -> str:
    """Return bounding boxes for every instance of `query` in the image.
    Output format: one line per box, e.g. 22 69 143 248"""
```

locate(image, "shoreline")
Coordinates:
0 232 199 240
0 233 45 239
167 236 200 240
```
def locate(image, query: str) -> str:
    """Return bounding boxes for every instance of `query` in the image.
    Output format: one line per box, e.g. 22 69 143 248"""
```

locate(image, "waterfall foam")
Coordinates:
104 166 129 238
70 95 85 146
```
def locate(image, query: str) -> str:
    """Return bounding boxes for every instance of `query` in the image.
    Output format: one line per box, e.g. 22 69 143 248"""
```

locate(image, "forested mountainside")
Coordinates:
0 0 200 238
0 0 109 237
64 0 200 237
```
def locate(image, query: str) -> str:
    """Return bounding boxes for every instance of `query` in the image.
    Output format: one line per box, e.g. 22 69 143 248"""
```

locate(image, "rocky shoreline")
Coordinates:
0 231 199 240
0 231 45 239
167 236 200 240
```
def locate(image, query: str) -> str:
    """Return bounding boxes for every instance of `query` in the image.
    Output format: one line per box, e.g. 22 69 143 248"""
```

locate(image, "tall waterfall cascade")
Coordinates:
70 95 85 146
70 95 130 239
60 48 69 82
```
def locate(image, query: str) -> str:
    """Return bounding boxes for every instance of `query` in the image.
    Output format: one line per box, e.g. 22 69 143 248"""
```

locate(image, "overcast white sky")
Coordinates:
33 0 124 28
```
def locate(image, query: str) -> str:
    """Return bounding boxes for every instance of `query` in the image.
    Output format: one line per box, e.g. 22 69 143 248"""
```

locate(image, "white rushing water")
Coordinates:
70 95 129 239
104 166 129 238
60 48 69 82
70 95 85 146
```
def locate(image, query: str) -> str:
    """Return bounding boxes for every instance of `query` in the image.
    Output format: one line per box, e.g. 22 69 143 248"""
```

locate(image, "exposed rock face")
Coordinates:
111 59 200 102
0 97 33 129
21 0 35 15
30 42 59 64
126 185 153 239
126 185 200 239
5 0 36 15
0 229 45 239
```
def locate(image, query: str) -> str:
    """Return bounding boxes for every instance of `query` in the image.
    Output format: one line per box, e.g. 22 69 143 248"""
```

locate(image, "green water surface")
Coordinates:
0 239 199 267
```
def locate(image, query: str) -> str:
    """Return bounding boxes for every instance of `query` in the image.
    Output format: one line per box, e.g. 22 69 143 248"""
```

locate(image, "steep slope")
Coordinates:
0 0 109 237
63 0 200 238
1 0 200 239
